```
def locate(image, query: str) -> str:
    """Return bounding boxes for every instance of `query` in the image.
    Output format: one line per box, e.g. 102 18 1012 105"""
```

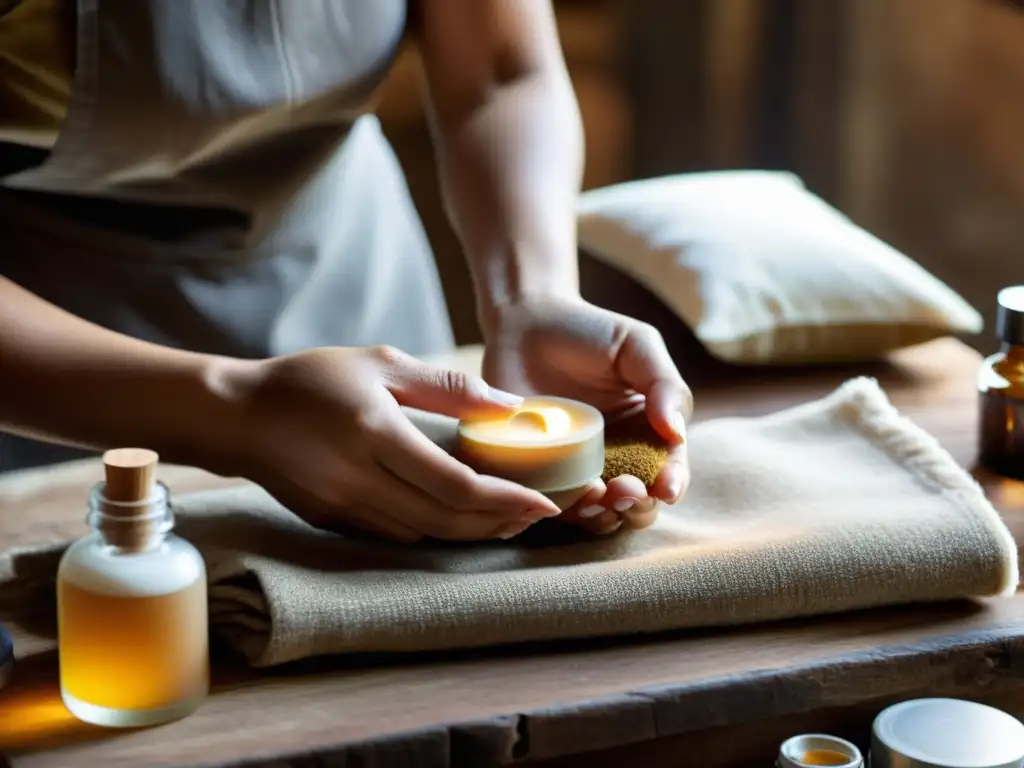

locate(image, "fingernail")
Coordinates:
672 412 687 440
595 511 622 534
531 505 562 519
487 385 525 406
613 498 637 513
579 504 605 519
667 481 682 502
495 521 530 540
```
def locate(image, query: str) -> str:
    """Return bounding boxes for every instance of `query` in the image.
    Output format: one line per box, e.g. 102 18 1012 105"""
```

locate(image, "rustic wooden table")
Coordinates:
2 337 1024 768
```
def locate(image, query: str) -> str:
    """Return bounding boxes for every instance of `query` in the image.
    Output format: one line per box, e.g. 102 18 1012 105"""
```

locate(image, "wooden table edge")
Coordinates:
119 616 1022 767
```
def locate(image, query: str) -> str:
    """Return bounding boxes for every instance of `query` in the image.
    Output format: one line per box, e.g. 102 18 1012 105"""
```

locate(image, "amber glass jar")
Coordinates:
978 286 1024 480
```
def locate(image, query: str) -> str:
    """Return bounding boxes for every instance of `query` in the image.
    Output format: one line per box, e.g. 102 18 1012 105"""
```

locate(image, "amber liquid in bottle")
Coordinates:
979 343 1024 481
57 449 209 727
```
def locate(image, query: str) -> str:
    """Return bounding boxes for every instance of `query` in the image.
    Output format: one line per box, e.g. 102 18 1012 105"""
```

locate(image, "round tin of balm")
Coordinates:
0 623 13 692
777 734 864 768
456 396 604 510
872 698 1024 768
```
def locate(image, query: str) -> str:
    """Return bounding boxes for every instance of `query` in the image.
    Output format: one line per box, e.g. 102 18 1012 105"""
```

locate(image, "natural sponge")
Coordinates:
602 439 670 488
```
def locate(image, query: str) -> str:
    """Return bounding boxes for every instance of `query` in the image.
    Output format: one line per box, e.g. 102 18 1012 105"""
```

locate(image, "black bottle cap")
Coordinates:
0 624 12 691
996 286 1024 345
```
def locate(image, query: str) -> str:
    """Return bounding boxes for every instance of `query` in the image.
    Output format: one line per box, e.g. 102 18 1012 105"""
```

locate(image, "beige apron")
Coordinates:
0 0 455 471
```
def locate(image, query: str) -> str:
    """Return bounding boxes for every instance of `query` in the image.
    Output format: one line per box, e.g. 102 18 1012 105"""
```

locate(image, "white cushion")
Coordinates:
577 171 982 365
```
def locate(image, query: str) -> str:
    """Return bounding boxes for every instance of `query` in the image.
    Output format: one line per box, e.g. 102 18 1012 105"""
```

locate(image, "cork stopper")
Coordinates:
103 448 158 505
99 448 163 551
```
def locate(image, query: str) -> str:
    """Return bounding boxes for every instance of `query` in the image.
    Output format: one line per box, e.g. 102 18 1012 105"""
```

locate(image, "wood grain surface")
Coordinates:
3 336 1024 768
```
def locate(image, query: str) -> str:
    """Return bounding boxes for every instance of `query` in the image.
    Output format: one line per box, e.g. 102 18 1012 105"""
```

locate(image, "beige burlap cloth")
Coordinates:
0 377 1017 667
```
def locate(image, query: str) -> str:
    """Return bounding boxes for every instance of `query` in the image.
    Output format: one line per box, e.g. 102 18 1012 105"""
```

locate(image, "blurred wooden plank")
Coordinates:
787 0 842 201
704 0 765 168
834 0 1024 346
837 0 900 226
621 0 708 177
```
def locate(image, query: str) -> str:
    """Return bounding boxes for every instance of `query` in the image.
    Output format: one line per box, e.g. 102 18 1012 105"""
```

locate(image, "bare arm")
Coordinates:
0 276 248 472
412 0 584 338
0 276 565 537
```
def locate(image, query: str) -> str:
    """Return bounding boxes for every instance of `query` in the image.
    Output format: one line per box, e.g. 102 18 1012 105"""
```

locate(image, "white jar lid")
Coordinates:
872 699 1024 768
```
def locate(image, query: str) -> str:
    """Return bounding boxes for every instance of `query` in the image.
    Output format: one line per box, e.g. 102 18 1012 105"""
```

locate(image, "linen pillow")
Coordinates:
576 171 983 365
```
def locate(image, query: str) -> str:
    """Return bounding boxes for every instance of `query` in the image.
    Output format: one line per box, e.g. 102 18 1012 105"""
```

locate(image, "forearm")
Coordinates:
432 68 585 337
0 277 249 472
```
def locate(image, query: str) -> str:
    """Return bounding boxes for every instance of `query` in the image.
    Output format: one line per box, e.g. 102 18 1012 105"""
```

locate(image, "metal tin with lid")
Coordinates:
0 624 12 691
996 285 1024 345
777 734 864 768
872 698 1024 768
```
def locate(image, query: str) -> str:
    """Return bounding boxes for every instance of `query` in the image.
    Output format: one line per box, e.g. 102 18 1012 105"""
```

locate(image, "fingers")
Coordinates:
332 511 424 544
602 473 648 515
613 325 692 506
616 326 692 443
369 400 562 522
621 497 659 530
573 479 608 520
561 479 620 535
649 441 691 505
604 474 660 530
370 345 523 419
258 476 424 543
562 475 662 535
359 464 533 541
645 379 691 444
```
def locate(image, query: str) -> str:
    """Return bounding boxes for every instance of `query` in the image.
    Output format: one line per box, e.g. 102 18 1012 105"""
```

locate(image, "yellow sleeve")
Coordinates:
0 0 75 148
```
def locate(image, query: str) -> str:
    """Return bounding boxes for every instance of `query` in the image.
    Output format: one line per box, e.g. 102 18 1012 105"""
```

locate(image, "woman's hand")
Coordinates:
482 296 692 536
224 345 562 543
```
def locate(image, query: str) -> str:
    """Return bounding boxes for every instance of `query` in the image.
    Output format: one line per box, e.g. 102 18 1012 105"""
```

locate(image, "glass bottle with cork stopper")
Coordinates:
56 448 209 727
979 286 1024 480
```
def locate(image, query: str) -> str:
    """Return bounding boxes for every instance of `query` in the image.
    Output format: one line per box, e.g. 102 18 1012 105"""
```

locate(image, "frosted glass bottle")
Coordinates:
56 448 209 727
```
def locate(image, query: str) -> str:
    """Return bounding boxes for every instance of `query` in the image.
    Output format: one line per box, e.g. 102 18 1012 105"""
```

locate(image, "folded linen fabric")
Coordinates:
0 377 1016 667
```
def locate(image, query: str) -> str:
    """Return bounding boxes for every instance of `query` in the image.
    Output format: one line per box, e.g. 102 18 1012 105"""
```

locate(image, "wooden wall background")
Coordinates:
377 0 1024 350
835 0 1024 348
625 0 1024 352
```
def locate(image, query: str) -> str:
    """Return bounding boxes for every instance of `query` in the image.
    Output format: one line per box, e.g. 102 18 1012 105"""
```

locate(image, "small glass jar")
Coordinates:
777 733 863 767
56 450 208 727
978 286 1024 480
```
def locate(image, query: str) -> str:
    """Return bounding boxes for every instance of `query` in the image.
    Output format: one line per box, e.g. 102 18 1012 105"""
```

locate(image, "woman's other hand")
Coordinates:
483 296 692 536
